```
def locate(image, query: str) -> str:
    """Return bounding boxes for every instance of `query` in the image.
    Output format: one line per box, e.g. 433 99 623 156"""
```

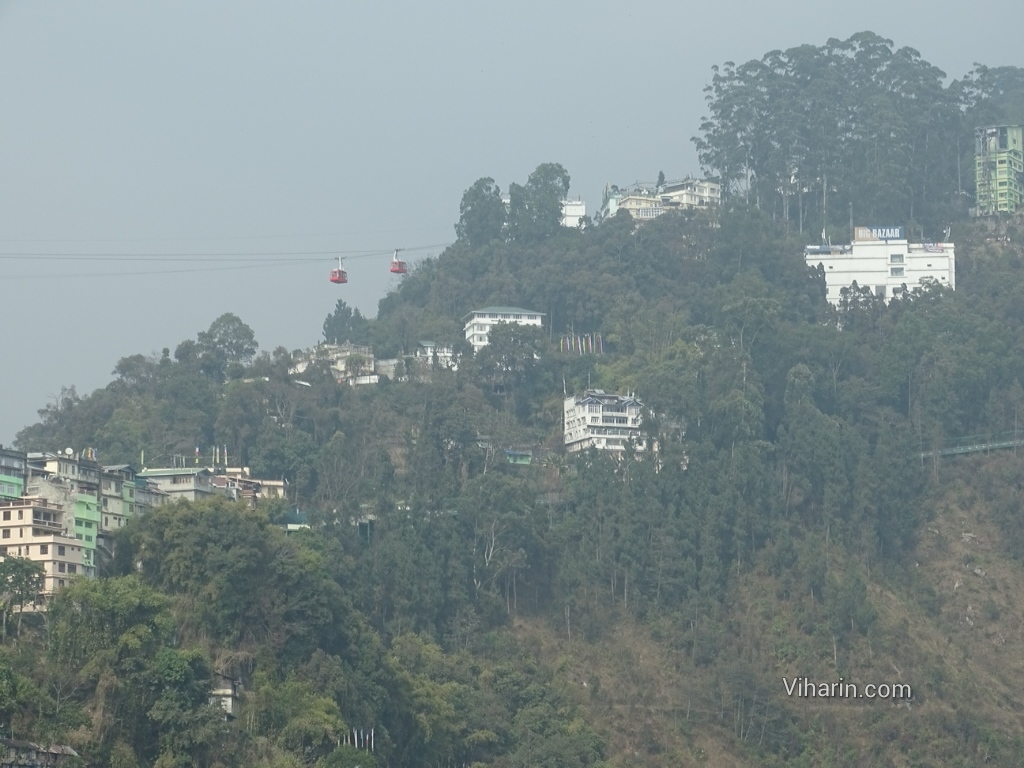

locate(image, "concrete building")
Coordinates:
462 307 545 353
597 177 721 223
561 198 586 228
27 452 102 577
415 341 458 371
0 739 80 767
290 342 381 385
0 497 84 597
207 467 287 508
0 447 27 500
974 125 1024 216
805 226 956 305
137 467 216 502
563 390 648 453
97 464 168 558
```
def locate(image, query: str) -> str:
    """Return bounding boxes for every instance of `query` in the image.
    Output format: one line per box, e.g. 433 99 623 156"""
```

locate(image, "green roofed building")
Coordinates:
0 446 27 500
975 125 1024 216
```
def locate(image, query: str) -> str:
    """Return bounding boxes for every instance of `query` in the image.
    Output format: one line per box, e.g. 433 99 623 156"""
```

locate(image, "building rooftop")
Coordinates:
462 306 544 321
138 467 212 477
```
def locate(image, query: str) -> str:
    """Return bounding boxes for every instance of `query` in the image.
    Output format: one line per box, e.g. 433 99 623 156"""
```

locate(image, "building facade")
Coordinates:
462 307 545 353
563 390 647 453
0 447 27 500
137 467 216 502
0 497 84 597
415 341 458 371
27 452 102 577
974 125 1024 216
597 177 721 223
805 226 956 305
561 198 586 228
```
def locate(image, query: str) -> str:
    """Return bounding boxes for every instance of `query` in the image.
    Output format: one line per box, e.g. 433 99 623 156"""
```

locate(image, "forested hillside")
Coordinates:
8 32 1024 768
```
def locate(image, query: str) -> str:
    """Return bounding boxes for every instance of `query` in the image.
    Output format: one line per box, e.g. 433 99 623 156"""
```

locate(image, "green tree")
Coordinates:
508 164 571 242
0 558 44 638
323 300 370 345
456 178 507 247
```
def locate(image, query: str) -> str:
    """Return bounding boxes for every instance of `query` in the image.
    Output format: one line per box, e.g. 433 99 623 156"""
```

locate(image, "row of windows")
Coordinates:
474 313 540 321
2 510 24 521
0 544 70 557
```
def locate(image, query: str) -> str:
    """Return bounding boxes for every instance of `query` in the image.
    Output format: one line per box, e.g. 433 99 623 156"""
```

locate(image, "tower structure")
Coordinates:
975 125 1024 216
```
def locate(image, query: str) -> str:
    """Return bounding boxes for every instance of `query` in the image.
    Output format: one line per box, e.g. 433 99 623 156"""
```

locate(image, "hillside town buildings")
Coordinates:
0 444 293 608
805 226 956 305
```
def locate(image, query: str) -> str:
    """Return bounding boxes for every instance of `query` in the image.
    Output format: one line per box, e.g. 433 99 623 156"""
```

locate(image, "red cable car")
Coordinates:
389 248 408 275
329 257 348 284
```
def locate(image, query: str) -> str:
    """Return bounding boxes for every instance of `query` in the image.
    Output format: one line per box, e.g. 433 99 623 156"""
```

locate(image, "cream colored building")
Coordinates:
597 177 721 223
0 497 85 598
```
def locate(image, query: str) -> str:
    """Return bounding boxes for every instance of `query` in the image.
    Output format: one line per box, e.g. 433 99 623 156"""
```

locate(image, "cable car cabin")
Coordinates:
329 267 348 284
390 248 408 275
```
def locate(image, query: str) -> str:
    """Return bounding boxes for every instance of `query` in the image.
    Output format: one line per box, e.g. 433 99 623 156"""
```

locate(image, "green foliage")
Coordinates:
323 300 371 345
456 177 507 247
10 41 1024 765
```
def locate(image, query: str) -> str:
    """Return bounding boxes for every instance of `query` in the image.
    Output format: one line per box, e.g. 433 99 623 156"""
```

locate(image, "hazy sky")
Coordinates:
2 0 1022 443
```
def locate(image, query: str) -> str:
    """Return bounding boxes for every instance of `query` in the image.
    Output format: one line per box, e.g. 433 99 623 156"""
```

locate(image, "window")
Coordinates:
17 511 22 520
890 254 904 264
57 546 65 556
75 520 83 527
67 564 77 574
85 535 93 543
58 579 65 587
2 511 8 521
39 545 48 555
891 267 904 277
104 517 109 527
75 533 83 540
58 563 65 573
2 530 8 540
84 521 93 529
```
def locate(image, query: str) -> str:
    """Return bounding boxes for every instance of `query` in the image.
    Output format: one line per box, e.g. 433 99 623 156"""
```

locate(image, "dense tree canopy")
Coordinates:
9 33 1024 767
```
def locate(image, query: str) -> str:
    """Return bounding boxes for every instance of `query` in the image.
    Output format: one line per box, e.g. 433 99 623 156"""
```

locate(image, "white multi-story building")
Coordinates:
561 198 586 228
462 307 544 353
597 177 721 223
563 390 648 453
805 226 956 305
